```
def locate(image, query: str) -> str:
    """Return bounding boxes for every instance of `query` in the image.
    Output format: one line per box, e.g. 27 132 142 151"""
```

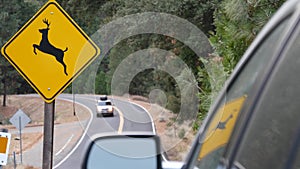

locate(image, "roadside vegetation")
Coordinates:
0 0 285 131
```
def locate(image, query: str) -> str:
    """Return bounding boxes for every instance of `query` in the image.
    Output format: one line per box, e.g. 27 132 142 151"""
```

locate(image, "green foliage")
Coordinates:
178 128 186 139
0 0 38 105
56 0 105 35
3 0 285 130
99 0 218 36
0 0 217 121
195 56 228 129
95 71 108 95
96 0 219 119
210 0 285 74
192 0 286 130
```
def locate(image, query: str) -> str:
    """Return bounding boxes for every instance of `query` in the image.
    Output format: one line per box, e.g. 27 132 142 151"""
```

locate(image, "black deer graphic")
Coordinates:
33 19 68 76
217 114 233 130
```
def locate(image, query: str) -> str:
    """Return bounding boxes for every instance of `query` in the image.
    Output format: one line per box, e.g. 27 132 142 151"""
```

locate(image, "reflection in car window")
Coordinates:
98 101 112 106
195 17 290 169
105 102 112 106
235 19 300 169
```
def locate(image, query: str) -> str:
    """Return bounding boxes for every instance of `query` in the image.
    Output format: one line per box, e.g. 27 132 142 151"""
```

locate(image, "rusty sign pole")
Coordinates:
42 100 55 169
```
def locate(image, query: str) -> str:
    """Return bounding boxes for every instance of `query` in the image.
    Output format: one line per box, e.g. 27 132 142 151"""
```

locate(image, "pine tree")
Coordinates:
194 0 286 129
0 0 38 106
210 0 286 74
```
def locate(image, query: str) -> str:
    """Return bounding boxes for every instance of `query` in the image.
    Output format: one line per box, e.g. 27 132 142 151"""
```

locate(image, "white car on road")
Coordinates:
96 99 114 117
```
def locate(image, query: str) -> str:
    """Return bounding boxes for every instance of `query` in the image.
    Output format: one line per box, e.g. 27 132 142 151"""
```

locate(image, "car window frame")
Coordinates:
288 124 300 169
182 1 299 169
230 17 300 169
224 4 300 169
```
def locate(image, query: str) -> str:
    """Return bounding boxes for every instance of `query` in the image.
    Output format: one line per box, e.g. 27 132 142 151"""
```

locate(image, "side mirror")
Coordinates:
82 133 162 169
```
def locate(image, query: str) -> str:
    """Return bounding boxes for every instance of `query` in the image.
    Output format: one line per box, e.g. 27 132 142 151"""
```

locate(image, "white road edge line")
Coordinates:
53 97 93 169
56 95 167 163
55 134 74 156
128 101 156 135
128 101 169 161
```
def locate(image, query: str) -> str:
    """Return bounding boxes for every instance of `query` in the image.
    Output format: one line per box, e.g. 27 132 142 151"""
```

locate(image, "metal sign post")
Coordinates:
73 93 76 116
18 117 22 164
42 100 55 169
9 109 31 164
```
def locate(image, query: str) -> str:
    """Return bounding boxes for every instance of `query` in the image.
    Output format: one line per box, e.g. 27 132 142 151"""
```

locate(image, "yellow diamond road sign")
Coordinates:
1 0 100 103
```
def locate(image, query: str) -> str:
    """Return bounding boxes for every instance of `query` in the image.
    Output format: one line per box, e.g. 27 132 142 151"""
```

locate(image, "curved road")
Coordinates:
54 94 155 169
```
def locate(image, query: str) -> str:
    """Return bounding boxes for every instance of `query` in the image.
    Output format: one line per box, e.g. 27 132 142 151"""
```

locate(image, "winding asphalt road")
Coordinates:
54 94 155 169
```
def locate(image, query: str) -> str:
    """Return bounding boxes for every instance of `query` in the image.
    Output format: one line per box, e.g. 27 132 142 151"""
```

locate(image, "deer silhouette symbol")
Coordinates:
33 19 68 76
217 114 233 130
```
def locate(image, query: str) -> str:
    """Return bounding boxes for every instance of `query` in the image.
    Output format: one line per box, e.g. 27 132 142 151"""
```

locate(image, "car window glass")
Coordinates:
98 102 104 106
234 19 300 169
195 17 290 169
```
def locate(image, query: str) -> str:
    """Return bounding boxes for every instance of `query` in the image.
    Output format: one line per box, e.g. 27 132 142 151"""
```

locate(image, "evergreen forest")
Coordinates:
0 0 285 129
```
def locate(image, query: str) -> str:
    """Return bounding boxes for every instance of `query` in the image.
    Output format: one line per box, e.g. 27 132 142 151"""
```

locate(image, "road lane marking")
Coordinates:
55 134 74 156
60 95 155 135
53 97 93 169
56 95 167 163
114 106 124 134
